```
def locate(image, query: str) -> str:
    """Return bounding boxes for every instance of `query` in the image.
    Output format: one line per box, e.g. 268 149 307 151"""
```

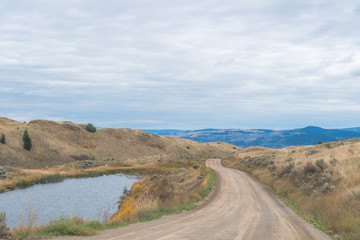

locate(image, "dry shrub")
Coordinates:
34 154 42 161
13 203 38 238
0 212 13 240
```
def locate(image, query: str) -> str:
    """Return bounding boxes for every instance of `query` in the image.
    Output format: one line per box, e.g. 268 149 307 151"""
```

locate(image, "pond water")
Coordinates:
0 174 138 228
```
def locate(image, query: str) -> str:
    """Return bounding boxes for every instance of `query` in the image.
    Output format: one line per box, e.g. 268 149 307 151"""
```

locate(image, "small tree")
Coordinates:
23 129 32 150
85 123 96 132
0 133 5 144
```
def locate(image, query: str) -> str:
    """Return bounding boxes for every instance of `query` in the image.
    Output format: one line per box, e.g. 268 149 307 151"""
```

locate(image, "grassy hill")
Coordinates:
0 118 233 169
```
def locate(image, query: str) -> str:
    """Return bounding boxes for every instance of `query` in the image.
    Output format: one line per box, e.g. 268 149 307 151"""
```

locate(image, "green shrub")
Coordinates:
85 123 96 133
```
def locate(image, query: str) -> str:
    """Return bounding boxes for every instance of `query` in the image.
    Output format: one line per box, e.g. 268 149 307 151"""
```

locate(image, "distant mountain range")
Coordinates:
143 126 360 149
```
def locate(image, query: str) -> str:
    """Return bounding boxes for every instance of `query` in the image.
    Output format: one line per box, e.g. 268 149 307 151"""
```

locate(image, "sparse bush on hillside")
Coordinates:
329 158 338 166
85 123 96 133
278 163 294 178
0 133 5 144
305 149 318 156
22 129 32 150
242 155 275 169
304 162 317 176
315 159 327 170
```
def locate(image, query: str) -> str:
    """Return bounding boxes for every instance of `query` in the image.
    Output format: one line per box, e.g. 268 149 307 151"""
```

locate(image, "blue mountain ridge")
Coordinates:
142 126 360 149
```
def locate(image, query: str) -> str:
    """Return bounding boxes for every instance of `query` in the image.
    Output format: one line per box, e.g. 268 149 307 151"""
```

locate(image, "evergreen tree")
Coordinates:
0 133 5 144
23 129 32 150
85 123 96 132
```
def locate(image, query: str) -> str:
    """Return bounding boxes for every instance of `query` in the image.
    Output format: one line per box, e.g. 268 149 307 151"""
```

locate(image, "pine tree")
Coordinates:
23 129 32 150
0 133 5 144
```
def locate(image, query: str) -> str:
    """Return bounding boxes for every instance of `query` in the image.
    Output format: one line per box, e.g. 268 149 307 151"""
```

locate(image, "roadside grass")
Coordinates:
11 167 217 239
199 168 216 198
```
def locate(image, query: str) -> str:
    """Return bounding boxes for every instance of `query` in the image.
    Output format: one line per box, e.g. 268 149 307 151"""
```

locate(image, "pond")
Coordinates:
0 174 139 228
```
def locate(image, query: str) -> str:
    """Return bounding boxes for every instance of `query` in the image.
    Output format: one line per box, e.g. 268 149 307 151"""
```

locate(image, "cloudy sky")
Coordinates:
1 0 360 129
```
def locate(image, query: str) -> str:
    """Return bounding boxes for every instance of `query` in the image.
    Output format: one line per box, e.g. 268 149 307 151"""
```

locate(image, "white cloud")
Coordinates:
0 0 360 129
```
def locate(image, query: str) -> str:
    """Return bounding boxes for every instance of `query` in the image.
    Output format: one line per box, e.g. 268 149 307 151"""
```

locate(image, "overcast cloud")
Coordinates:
1 0 360 129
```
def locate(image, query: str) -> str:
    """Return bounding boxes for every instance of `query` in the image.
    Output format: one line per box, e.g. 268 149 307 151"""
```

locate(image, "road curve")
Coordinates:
58 159 331 240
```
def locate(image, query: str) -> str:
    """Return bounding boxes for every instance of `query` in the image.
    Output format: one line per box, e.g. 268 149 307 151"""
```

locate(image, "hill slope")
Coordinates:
0 118 231 168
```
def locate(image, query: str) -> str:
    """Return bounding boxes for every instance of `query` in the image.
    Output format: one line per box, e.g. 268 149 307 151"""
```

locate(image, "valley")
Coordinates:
1 118 359 239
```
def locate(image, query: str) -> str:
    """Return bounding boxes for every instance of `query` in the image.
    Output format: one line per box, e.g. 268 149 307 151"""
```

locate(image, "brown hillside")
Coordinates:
0 118 231 168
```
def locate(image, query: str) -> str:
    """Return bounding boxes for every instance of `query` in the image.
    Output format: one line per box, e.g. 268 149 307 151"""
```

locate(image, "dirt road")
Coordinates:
58 159 331 240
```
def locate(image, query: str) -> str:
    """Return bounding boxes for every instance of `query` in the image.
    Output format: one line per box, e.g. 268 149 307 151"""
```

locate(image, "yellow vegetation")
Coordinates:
110 181 146 222
111 197 137 221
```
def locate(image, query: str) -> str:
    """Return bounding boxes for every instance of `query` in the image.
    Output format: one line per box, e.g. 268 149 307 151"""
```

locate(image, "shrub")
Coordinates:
0 212 12 239
0 133 5 144
22 129 32 150
306 149 318 156
304 162 317 176
315 159 327 170
85 123 96 133
329 158 338 166
278 163 294 178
